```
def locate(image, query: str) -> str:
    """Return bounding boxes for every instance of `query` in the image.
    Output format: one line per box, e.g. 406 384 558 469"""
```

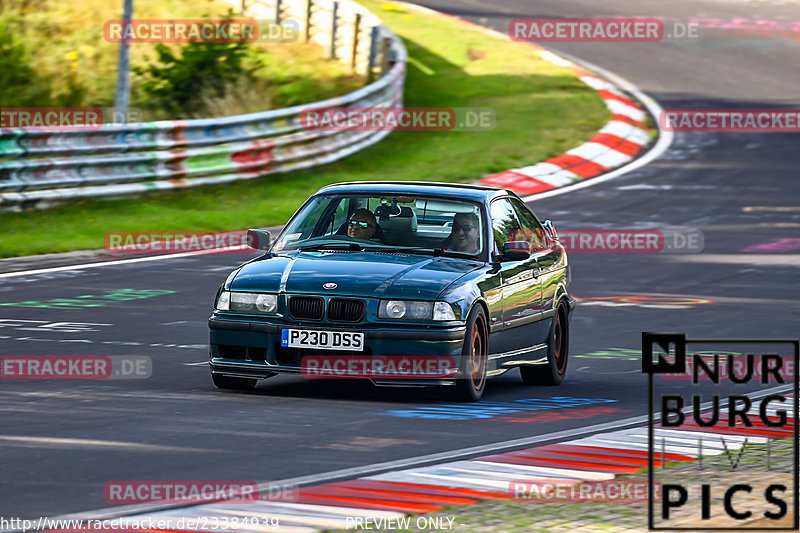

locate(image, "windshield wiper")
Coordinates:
366 246 478 259
300 242 364 251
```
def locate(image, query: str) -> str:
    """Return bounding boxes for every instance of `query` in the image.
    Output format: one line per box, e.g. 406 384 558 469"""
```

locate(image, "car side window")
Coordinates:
490 198 523 256
509 198 547 252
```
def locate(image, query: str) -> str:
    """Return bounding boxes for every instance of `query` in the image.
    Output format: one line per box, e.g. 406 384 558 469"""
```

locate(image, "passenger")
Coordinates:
443 212 480 253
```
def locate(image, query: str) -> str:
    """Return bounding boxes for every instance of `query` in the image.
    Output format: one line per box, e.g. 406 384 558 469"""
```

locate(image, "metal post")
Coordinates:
274 0 282 25
113 0 133 124
304 0 312 42
350 13 361 74
698 437 702 469
240 0 246 14
327 1 338 59
379 36 391 77
366 26 379 83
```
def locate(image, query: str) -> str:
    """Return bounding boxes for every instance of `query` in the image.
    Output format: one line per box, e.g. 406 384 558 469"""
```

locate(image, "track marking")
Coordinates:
743 206 800 212
0 245 252 280
663 254 800 266
1 337 206 348
0 435 213 452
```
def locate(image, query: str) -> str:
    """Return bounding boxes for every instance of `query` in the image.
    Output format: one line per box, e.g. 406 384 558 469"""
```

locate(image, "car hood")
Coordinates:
229 251 481 300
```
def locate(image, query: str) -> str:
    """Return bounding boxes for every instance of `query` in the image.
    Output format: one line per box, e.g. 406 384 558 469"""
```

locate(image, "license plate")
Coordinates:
281 329 364 351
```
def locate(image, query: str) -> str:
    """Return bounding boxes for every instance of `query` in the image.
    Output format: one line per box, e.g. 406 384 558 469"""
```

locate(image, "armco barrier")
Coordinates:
0 0 406 210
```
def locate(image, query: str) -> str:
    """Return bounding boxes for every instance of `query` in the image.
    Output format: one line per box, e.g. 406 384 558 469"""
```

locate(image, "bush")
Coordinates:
134 39 262 117
0 14 88 108
0 17 52 106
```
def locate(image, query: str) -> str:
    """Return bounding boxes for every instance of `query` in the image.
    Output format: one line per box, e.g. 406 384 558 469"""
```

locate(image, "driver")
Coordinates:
346 208 378 240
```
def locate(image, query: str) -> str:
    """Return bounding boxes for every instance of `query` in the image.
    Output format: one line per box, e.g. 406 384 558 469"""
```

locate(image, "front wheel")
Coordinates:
211 372 258 391
455 306 488 401
520 302 569 386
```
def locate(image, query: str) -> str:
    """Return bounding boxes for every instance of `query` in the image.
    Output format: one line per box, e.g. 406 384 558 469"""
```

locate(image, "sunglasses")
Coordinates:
453 225 474 232
348 220 373 228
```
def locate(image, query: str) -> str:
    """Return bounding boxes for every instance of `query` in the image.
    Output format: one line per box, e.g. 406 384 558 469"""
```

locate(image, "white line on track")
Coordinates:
0 245 252 280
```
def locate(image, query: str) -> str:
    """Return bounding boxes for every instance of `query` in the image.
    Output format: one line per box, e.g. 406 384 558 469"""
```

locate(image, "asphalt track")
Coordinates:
2 0 800 521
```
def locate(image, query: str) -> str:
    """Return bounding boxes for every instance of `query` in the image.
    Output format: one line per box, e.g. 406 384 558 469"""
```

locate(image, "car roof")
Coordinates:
315 181 517 202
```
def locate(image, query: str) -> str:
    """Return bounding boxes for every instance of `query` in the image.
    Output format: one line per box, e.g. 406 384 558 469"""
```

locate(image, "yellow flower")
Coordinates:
79 45 95 58
64 51 80 61
382 3 404 12
70 61 79 69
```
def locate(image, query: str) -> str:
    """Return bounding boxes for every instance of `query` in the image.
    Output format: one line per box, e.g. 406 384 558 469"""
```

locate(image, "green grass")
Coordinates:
0 0 609 258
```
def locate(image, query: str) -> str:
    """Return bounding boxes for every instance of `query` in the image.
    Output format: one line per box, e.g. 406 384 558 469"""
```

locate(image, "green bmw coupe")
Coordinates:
209 182 574 401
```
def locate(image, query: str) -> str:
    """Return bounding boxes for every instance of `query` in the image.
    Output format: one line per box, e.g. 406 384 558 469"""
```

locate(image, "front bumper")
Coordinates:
208 316 467 385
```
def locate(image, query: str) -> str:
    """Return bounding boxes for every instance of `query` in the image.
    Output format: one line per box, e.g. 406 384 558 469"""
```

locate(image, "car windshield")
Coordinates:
272 193 485 257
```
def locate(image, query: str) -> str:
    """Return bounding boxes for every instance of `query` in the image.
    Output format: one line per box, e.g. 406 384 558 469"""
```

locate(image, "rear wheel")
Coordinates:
455 306 488 401
211 372 258 391
520 302 569 386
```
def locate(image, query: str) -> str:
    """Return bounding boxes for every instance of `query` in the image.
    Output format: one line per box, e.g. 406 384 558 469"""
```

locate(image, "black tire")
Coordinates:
520 302 569 386
211 372 258 391
455 305 488 401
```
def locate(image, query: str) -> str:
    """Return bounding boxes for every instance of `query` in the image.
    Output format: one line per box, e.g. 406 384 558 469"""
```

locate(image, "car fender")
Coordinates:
436 269 485 322
222 268 242 291
553 282 576 320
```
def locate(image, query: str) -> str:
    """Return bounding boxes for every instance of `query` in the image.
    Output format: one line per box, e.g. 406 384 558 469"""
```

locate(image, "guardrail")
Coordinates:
0 0 406 210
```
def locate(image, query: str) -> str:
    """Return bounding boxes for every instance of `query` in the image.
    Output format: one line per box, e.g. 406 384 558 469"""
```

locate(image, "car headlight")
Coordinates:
216 290 230 310
383 300 408 318
216 291 278 313
379 300 456 321
254 294 278 313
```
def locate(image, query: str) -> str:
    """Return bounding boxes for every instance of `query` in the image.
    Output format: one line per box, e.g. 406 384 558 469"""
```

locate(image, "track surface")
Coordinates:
2 0 800 520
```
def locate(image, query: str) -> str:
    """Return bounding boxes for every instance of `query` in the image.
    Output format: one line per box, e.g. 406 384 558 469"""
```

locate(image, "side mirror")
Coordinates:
502 241 531 261
247 229 271 250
